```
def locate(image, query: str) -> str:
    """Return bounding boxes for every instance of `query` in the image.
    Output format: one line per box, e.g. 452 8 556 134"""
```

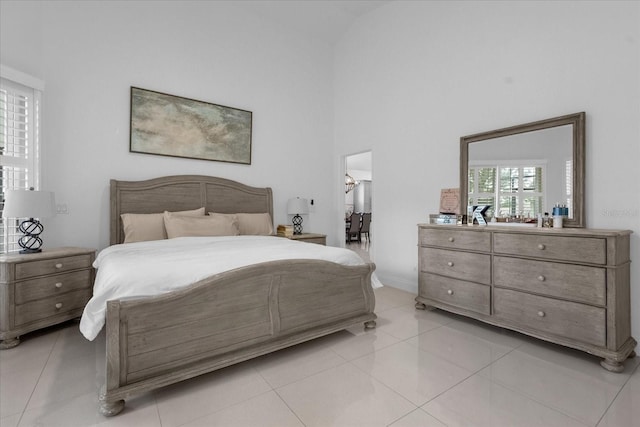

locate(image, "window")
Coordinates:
468 163 545 220
0 66 44 253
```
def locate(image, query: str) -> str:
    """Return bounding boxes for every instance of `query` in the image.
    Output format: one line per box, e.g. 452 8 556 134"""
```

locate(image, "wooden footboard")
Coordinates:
99 259 376 416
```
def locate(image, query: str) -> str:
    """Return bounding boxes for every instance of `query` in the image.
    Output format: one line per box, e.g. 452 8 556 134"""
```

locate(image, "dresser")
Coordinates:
416 224 636 372
0 247 95 349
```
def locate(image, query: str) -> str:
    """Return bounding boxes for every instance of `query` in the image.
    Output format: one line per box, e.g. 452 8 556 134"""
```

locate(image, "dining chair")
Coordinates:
346 212 361 242
360 212 371 242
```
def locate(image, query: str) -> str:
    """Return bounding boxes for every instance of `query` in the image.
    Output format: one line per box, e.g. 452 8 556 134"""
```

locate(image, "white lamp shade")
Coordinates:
287 197 309 215
2 190 56 219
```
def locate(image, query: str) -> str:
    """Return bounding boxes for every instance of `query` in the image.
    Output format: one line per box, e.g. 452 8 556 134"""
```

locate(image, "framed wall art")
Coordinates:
130 87 252 164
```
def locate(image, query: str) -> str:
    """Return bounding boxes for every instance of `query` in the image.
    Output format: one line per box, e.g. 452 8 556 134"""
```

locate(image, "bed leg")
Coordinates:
364 320 377 329
99 398 125 417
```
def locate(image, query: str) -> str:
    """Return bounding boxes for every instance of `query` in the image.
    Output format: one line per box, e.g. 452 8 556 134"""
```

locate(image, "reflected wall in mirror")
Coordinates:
460 112 585 228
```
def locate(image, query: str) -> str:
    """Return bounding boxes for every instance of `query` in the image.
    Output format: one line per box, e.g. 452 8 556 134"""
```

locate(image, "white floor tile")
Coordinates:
0 366 42 418
4 303 637 427
480 342 633 426
277 363 415 427
388 408 446 427
154 363 271 427
320 325 400 361
17 392 101 427
373 286 416 312
375 305 452 340
25 349 103 411
597 364 640 427
423 374 588 427
180 391 303 427
406 321 520 372
351 341 473 406
0 413 21 427
0 327 58 376
251 338 346 388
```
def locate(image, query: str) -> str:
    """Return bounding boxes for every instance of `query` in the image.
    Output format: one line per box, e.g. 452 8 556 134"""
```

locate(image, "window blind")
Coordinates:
1 75 42 253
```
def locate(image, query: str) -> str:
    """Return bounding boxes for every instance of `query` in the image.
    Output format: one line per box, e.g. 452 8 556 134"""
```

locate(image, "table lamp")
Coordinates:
2 188 56 254
286 197 308 235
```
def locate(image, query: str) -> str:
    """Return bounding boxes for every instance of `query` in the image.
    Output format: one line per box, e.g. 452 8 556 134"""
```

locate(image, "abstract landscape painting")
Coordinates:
130 87 252 164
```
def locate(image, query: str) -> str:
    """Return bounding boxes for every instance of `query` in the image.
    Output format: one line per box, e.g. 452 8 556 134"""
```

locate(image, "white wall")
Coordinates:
0 0 335 250
334 1 640 333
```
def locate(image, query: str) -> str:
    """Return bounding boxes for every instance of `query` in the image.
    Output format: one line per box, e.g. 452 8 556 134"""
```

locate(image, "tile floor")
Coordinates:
1 285 638 427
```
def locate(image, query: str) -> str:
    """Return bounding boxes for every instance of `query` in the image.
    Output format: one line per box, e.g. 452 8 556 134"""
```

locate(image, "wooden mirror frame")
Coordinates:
460 112 585 228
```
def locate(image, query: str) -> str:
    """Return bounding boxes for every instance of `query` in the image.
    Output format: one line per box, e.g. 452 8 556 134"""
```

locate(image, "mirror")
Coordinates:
460 112 585 228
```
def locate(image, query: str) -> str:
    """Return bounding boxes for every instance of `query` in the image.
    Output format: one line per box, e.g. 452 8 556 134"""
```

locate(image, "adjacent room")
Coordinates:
1 1 639 426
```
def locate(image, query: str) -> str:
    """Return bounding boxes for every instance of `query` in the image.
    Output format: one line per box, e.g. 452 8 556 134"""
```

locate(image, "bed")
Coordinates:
92 175 377 416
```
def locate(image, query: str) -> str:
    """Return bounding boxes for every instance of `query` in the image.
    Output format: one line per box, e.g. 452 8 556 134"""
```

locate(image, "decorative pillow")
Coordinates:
121 207 205 243
208 212 274 236
164 211 239 238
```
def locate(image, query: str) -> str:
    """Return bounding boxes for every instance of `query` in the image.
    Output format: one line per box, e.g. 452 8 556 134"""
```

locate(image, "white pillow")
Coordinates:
121 207 205 243
164 211 239 238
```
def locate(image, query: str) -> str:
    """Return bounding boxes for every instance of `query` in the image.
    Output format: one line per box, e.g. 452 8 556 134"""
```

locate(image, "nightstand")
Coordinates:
0 247 95 349
288 233 327 245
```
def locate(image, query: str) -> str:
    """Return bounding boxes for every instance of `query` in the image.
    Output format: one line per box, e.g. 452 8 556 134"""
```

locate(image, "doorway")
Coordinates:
344 151 372 262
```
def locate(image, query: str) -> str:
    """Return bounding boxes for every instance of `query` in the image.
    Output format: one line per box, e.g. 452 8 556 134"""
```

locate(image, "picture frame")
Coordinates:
439 188 460 214
130 87 252 164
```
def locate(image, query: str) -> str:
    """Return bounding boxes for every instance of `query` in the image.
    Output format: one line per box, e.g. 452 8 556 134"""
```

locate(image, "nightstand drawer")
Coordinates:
15 270 92 304
14 288 92 326
493 288 606 347
15 254 93 280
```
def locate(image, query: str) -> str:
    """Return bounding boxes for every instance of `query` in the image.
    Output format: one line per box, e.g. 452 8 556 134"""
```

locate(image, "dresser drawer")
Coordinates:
419 272 490 315
15 254 93 280
14 288 91 326
494 257 606 306
493 233 606 264
15 270 92 304
493 288 606 347
419 227 491 252
420 247 491 285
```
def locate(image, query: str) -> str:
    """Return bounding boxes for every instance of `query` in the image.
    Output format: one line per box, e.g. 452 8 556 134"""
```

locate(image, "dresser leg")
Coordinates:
99 398 125 417
415 302 427 310
0 337 20 349
600 358 625 373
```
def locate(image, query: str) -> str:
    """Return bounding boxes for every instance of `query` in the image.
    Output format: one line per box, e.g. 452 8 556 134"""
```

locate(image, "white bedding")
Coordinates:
80 235 382 340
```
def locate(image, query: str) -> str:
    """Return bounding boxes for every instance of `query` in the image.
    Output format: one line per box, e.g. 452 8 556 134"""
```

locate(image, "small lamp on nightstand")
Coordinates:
287 197 308 235
2 188 56 254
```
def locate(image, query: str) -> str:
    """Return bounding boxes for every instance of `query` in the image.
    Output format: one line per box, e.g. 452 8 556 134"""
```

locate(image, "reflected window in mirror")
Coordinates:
469 163 548 220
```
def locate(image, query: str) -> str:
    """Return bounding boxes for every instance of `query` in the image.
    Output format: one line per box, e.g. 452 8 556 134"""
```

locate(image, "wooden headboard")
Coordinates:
110 175 273 245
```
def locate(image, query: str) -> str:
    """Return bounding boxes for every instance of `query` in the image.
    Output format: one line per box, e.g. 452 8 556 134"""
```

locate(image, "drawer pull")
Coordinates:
55 263 63 269
447 261 454 267
55 302 63 309
537 275 545 282
448 237 455 242
537 311 545 317
537 244 545 250
55 282 63 288
447 289 454 295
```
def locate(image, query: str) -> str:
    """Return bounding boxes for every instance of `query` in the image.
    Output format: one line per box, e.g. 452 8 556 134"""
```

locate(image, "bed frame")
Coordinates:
100 175 377 416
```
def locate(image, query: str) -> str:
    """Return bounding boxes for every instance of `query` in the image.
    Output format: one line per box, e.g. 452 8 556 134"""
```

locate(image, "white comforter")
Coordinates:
80 236 381 340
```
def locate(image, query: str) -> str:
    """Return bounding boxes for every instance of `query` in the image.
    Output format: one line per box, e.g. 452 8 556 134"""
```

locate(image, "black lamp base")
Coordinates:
292 214 303 235
18 218 45 254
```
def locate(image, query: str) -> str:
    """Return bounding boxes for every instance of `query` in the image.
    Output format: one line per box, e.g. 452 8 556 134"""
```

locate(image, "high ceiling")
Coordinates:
236 1 390 45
